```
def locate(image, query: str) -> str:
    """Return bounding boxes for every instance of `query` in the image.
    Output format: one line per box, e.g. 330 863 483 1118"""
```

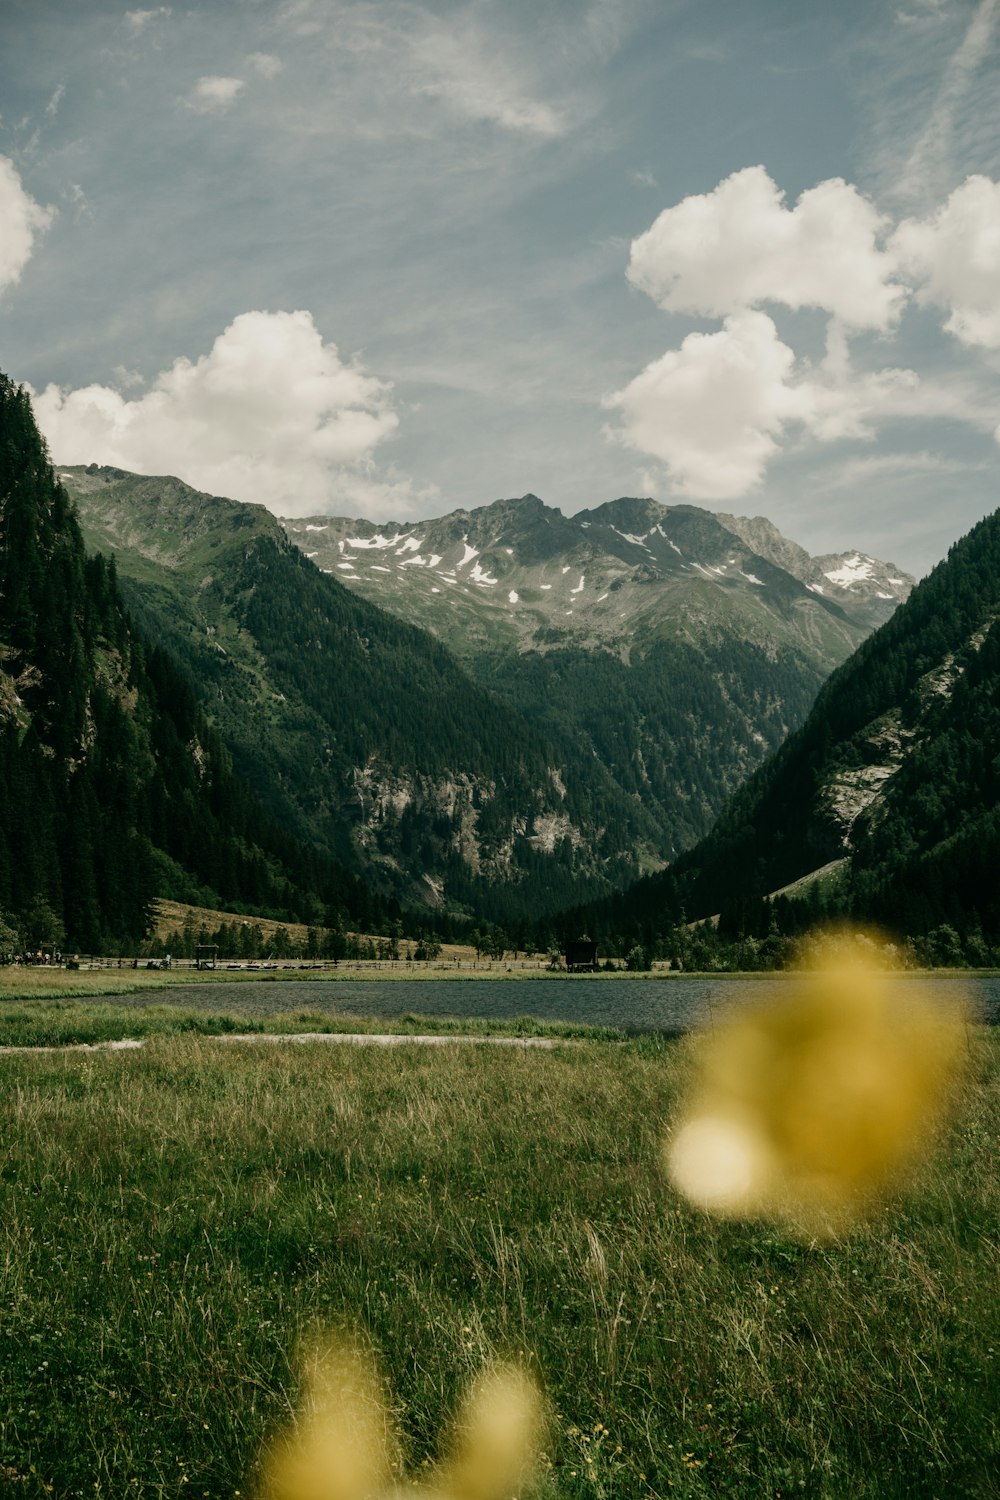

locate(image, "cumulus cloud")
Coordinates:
604 312 806 499
604 313 921 501
606 164 1000 498
185 75 246 113
0 156 55 293
32 310 408 518
627 165 905 331
892 175 1000 347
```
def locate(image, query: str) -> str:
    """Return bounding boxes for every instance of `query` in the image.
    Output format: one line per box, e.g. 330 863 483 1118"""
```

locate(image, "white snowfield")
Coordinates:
346 533 402 551
823 553 873 588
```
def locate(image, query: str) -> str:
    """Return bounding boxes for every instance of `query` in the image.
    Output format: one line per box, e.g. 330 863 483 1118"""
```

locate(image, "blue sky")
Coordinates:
2 0 1000 573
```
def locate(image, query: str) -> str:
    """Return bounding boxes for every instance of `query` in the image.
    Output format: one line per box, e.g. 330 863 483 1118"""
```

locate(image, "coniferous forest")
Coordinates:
0 374 387 953
562 504 1000 965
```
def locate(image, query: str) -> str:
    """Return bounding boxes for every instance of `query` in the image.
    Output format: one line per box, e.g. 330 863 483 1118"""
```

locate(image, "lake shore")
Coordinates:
4 958 997 1006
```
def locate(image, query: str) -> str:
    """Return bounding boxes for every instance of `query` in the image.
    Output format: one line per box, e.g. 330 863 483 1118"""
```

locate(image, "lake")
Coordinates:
141 972 999 1031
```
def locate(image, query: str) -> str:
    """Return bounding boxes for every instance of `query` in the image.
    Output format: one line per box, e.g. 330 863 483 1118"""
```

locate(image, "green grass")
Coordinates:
0 1025 997 1498
0 1000 620 1049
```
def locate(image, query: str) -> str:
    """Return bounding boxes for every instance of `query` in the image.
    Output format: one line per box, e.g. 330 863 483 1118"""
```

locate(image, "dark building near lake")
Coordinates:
564 939 598 972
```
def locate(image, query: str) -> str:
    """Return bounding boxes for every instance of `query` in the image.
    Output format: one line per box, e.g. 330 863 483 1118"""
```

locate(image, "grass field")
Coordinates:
0 1009 997 1499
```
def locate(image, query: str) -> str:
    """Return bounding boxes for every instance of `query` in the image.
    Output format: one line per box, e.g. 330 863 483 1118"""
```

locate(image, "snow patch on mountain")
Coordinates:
824 554 873 588
347 533 397 551
613 526 654 550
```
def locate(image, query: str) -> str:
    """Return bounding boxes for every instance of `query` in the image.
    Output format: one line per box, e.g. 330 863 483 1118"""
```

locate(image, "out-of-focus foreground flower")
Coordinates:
665 928 967 1234
260 1336 543 1500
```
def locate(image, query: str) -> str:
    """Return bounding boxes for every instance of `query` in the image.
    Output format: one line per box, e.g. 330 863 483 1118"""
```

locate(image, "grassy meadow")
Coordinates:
0 1008 997 1499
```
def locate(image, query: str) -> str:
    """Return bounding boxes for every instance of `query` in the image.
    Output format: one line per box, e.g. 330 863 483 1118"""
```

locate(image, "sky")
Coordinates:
2 0 1000 576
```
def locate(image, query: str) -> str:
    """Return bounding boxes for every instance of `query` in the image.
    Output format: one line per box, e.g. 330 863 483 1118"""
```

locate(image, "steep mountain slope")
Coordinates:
283 495 912 858
62 466 661 918
0 377 380 951
593 504 1000 947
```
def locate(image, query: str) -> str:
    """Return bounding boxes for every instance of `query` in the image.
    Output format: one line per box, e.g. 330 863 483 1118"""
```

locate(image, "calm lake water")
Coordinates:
148 973 999 1032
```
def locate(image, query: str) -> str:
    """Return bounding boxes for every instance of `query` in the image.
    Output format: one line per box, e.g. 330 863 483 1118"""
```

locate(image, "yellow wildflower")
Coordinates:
260 1337 542 1500
665 927 966 1233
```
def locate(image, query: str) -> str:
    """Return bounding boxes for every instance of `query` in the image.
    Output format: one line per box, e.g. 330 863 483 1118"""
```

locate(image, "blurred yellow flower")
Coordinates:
665 928 966 1233
260 1337 542 1500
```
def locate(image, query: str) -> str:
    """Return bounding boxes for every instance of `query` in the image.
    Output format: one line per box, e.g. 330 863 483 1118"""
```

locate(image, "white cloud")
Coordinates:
897 0 1000 199
411 24 566 137
607 165 1000 499
627 165 906 331
46 84 65 118
0 156 55 293
603 313 926 501
604 312 807 499
892 175 1000 347
815 449 987 489
185 76 246 113
124 7 171 32
32 310 409 519
247 52 284 79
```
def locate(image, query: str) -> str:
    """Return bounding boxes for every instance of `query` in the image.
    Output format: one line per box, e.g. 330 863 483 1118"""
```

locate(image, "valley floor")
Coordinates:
0 1010 996 1498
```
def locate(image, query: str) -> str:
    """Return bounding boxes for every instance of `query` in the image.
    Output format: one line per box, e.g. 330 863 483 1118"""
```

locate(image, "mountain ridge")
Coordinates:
282 493 912 665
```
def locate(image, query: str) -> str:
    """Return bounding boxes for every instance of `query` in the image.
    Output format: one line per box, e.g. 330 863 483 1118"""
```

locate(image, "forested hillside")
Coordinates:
566 504 1000 959
0 376 384 952
64 467 659 920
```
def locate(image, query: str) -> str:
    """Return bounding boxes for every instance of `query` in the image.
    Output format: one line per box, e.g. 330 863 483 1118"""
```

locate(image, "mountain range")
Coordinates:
61 467 911 920
282 494 909 660
9 365 999 960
